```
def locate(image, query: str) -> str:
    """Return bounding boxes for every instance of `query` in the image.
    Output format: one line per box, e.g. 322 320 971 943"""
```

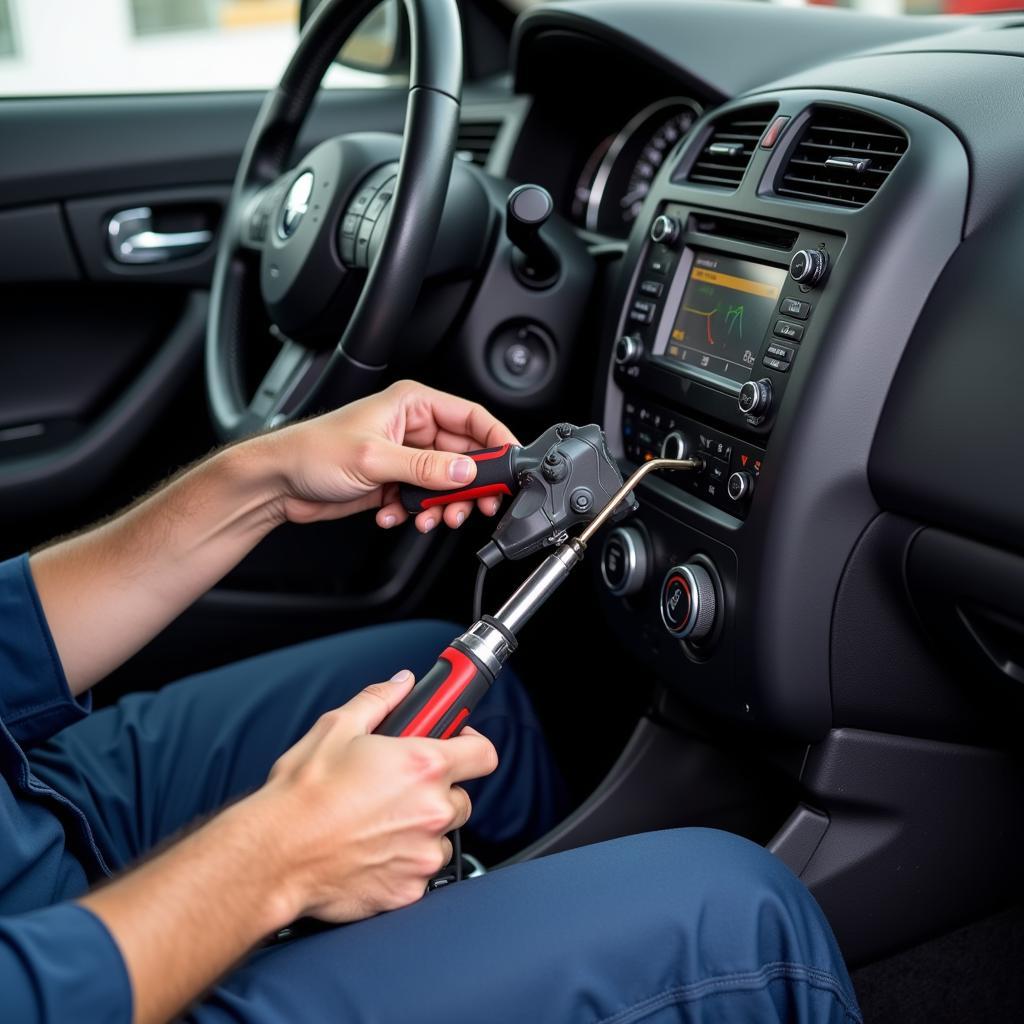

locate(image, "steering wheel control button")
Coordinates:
601 527 648 598
660 431 690 461
779 296 810 319
614 334 644 367
737 378 773 417
649 214 680 246
660 564 717 640
727 471 754 502
789 248 829 286
773 319 804 342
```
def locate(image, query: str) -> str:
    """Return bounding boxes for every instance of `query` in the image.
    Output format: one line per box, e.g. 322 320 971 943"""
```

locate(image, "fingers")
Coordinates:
392 381 520 451
442 731 499 784
449 785 472 831
339 671 416 734
439 835 454 870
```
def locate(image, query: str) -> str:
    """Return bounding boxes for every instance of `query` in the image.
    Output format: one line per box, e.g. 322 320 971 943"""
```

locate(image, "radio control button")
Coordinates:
773 319 804 342
614 334 643 366
738 378 773 417
639 279 664 297
766 342 793 361
762 356 789 373
789 248 829 286
650 214 680 246
629 299 657 324
779 297 810 319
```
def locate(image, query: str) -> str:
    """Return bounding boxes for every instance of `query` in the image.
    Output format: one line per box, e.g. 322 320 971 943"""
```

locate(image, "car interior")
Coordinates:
3 0 1024 1017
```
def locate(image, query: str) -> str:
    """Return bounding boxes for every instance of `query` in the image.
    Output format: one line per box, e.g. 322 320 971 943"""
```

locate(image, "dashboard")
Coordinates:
465 0 1024 967
495 0 1024 752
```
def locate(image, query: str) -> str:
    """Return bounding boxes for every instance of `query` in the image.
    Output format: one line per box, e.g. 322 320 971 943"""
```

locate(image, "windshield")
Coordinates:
512 0 1021 13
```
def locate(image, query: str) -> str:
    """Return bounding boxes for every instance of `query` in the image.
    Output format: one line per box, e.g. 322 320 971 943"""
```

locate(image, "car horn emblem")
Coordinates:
279 170 314 239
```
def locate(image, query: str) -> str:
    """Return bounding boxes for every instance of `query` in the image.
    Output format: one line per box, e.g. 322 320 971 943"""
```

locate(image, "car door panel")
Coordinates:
0 84 459 691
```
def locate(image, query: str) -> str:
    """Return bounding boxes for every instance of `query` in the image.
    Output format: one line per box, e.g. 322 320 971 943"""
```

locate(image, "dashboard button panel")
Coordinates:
621 397 764 519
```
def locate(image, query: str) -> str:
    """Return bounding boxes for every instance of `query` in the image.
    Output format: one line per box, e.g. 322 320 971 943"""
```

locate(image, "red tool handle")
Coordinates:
375 643 495 739
399 444 518 515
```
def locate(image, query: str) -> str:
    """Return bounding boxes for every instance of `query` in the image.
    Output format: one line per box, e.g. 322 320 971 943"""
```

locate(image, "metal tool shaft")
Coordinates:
577 457 703 547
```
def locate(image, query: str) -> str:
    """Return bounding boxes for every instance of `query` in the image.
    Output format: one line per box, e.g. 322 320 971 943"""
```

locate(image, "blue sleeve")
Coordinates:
0 555 90 746
0 902 132 1024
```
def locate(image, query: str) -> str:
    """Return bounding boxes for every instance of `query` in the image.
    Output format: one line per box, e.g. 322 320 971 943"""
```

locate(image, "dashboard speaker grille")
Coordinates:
777 108 908 208
456 120 503 167
685 104 776 189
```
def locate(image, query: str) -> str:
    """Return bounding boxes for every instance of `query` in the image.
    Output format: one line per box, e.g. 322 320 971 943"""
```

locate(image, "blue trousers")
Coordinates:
29 620 860 1023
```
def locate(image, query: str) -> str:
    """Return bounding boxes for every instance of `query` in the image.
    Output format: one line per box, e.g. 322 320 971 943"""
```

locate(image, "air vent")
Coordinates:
777 109 908 209
456 120 503 167
685 104 776 188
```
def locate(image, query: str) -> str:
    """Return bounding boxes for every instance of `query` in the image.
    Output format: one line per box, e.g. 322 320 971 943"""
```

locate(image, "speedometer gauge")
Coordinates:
574 98 702 236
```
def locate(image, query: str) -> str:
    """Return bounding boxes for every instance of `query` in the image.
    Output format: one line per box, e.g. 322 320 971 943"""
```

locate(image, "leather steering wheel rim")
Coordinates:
206 0 463 440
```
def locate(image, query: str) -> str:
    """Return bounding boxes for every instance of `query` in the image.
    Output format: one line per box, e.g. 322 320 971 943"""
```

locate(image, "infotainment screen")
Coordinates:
659 251 787 384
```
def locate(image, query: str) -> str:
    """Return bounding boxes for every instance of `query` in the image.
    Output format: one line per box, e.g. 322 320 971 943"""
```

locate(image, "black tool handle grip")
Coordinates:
375 643 495 739
399 444 517 515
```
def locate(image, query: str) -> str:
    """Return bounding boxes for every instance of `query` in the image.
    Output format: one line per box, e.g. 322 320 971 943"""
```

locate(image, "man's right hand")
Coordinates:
250 670 500 925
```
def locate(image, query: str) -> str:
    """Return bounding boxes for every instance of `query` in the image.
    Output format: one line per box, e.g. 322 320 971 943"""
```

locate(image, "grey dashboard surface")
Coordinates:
513 0 977 100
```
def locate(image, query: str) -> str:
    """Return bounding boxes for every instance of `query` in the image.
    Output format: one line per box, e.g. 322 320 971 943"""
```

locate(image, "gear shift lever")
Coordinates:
506 184 559 288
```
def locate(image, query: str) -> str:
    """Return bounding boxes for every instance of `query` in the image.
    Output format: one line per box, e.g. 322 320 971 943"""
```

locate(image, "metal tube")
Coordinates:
494 543 582 635
578 457 703 547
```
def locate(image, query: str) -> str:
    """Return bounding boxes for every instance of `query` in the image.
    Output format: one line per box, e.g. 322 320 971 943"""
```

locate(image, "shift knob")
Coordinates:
506 184 558 288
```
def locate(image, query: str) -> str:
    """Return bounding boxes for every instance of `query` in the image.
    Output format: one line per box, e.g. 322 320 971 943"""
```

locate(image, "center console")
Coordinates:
613 205 840 520
593 90 967 741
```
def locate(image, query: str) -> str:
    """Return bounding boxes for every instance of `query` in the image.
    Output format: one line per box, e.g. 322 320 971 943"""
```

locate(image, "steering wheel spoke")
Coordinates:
237 184 281 252
248 336 318 427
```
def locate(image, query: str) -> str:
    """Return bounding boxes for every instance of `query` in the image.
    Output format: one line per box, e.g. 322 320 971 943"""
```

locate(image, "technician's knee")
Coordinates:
615 828 849 977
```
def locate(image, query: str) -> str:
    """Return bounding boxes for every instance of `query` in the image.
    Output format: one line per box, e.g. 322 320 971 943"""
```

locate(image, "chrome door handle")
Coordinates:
108 207 213 264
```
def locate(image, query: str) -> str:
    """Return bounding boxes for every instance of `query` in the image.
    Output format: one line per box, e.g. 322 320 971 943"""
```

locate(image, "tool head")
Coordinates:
491 423 636 560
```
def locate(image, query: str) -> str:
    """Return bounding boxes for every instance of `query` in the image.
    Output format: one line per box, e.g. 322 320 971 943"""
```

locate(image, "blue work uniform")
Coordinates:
0 554 861 1023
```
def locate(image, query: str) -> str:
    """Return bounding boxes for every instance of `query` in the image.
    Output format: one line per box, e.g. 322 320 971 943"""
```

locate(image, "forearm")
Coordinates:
30 439 285 695
81 791 295 1024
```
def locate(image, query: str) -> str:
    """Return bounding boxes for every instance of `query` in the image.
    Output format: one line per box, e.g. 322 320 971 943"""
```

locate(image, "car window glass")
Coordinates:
0 0 392 97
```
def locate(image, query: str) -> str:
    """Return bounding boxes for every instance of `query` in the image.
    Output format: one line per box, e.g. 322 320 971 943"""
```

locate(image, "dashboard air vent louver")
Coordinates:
777 109 908 208
456 120 503 167
686 105 776 188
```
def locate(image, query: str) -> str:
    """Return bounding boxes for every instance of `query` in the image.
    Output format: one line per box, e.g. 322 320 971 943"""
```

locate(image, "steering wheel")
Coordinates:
206 0 462 440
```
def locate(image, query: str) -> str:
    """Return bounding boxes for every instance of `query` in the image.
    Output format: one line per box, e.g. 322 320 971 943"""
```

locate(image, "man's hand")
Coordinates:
260 379 520 533
31 382 517 693
252 670 498 922
81 671 499 1024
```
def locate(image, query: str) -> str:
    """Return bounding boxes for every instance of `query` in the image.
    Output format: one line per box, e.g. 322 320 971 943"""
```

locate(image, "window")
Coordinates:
0 0 16 58
0 0 389 97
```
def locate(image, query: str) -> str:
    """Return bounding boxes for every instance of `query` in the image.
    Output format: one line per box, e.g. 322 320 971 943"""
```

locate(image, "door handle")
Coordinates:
108 207 213 265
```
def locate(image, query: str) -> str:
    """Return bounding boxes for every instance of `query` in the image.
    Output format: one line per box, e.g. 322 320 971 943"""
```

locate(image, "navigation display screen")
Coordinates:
662 252 787 384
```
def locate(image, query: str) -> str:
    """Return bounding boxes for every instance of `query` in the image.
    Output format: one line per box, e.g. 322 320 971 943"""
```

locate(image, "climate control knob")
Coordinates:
614 334 643 367
660 431 691 461
649 214 680 246
600 527 648 597
727 471 754 502
738 378 773 417
789 248 829 286
660 563 717 640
